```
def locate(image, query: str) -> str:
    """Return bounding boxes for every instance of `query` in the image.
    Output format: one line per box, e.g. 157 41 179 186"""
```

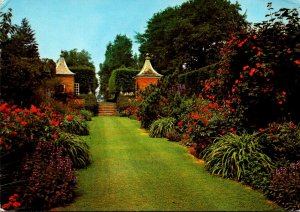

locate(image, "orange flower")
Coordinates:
294 60 300 65
21 121 28 126
66 115 73 121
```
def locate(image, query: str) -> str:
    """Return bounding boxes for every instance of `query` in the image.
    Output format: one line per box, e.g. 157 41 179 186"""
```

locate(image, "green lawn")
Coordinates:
58 117 280 211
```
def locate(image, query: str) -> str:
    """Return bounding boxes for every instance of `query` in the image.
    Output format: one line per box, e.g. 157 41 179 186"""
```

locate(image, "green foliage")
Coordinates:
0 10 52 106
267 161 300 210
203 133 274 181
70 66 98 94
149 117 176 138
60 48 94 68
99 34 136 99
61 115 89 136
56 132 91 169
136 0 246 71
260 122 300 167
178 64 217 94
79 109 93 121
108 68 139 94
80 94 98 115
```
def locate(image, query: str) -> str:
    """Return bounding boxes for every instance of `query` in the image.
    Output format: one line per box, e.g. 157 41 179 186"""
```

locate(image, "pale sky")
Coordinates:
1 0 299 72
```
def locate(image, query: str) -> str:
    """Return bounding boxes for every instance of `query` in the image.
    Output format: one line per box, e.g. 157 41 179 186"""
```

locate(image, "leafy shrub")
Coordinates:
165 129 182 142
260 122 300 167
149 117 176 138
60 115 89 135
79 109 93 121
108 68 139 94
20 142 76 210
267 161 300 210
80 94 98 115
203 132 274 180
56 132 91 169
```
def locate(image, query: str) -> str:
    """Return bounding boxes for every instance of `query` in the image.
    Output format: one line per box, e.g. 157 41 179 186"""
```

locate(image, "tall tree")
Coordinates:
60 49 98 94
0 10 49 106
99 34 135 98
136 0 246 72
12 18 39 58
60 48 95 68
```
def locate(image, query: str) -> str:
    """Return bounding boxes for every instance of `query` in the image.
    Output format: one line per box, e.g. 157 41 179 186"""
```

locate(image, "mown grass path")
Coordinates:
59 117 279 211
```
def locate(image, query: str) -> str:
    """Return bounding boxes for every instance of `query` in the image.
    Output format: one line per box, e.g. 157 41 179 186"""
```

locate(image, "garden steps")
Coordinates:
98 102 118 116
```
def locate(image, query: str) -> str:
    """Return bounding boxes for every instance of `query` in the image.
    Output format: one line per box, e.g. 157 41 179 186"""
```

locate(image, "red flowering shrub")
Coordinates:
0 102 89 210
200 5 300 129
178 96 241 156
1 194 22 210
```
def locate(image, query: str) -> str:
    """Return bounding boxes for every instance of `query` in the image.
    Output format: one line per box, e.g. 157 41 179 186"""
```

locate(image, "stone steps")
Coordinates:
98 103 118 116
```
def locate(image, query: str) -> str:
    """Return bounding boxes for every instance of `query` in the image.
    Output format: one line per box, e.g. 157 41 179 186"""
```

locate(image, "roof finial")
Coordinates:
145 53 150 60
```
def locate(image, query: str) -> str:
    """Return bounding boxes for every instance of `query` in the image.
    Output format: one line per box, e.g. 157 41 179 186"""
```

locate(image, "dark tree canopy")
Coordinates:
0 9 50 106
99 34 136 98
136 0 247 73
60 48 95 68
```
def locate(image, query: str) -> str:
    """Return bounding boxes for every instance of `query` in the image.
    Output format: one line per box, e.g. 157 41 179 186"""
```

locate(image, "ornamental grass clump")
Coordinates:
56 132 91 169
149 117 176 138
203 132 274 181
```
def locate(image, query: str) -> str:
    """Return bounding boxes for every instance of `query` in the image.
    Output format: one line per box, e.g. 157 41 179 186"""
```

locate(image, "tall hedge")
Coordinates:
178 63 217 94
108 68 139 94
69 66 98 94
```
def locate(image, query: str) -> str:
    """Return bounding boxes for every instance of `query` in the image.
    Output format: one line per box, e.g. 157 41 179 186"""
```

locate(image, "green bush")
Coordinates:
260 122 300 167
79 109 93 121
149 117 176 138
108 68 139 94
56 133 91 169
61 115 89 136
203 132 274 180
80 94 98 115
267 161 300 210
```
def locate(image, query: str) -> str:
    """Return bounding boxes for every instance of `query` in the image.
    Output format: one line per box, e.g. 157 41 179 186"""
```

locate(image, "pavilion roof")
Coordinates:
56 57 75 75
136 54 162 78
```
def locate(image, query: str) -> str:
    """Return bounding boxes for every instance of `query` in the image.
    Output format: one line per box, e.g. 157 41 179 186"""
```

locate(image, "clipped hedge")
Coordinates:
69 66 98 94
178 63 217 94
108 68 139 94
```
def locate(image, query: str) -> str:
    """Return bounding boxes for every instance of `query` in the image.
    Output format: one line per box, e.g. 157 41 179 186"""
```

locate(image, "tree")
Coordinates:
0 9 49 106
136 0 246 72
99 34 135 98
60 49 98 94
60 49 94 68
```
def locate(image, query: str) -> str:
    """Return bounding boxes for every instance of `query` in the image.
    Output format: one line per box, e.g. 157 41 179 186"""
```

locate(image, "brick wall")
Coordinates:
136 78 159 90
57 76 74 95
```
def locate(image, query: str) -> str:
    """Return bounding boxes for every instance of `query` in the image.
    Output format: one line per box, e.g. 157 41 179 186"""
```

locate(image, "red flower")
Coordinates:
44 106 51 111
243 65 249 71
230 127 235 132
53 133 58 139
282 91 286 96
2 203 11 209
49 119 59 127
12 202 21 208
66 115 73 121
30 105 38 113
249 68 256 76
253 35 257 39
178 120 183 127
257 51 261 57
294 60 300 65
14 108 22 113
21 121 28 126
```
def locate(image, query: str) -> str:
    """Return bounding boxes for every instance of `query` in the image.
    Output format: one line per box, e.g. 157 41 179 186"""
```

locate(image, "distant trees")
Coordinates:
60 49 98 94
136 0 247 72
99 34 136 98
0 9 51 106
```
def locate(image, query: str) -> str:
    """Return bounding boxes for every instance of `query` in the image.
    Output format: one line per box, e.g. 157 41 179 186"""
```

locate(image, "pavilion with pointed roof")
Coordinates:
135 54 162 91
56 57 77 95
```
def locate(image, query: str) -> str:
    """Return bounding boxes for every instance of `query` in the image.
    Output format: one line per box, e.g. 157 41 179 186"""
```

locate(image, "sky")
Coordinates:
1 0 299 72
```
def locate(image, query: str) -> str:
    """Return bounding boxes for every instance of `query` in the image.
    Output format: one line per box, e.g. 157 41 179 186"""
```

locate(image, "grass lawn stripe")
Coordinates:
57 117 280 211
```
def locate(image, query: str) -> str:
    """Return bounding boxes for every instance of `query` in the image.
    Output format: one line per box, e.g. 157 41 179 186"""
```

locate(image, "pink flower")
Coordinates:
294 60 300 65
